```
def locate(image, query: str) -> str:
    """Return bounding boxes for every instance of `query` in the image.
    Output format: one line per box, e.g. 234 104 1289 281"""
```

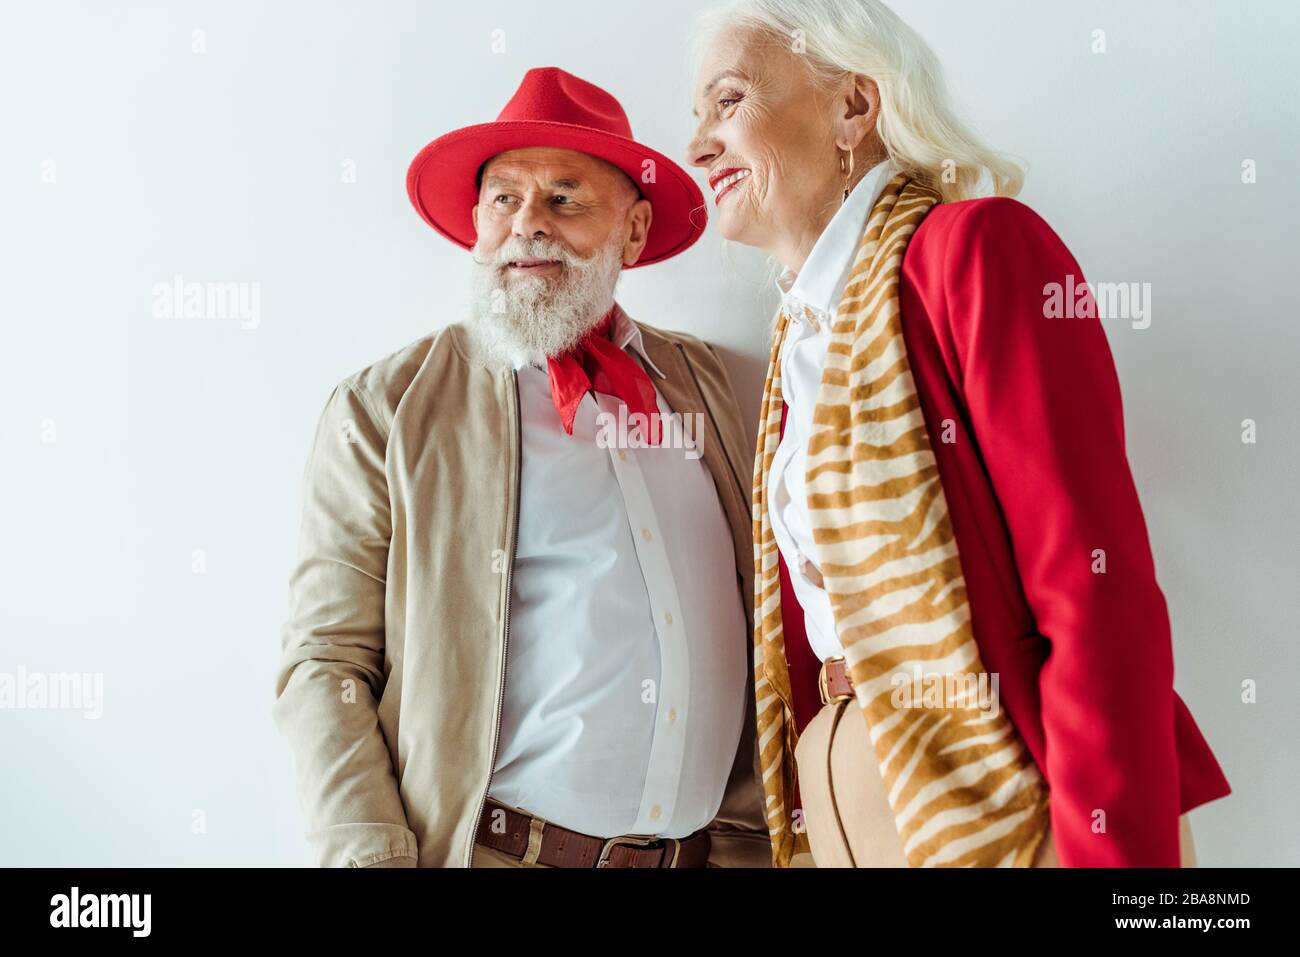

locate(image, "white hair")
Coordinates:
693 0 1024 201
469 232 624 366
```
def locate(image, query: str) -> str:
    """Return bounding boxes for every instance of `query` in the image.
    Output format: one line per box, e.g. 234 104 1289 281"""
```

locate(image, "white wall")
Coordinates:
1 0 1295 866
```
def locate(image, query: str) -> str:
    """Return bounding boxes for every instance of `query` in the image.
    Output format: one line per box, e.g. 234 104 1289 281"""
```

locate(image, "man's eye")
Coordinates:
493 194 516 204
718 94 742 111
551 195 571 205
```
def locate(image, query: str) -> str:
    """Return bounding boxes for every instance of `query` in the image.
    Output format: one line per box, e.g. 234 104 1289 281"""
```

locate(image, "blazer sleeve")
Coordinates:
936 197 1181 867
272 380 419 867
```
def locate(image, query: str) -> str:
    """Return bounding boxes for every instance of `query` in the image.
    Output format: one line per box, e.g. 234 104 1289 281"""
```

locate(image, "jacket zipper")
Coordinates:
465 369 522 867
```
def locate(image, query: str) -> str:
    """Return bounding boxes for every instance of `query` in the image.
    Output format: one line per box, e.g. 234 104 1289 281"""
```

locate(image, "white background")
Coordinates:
1 0 1296 866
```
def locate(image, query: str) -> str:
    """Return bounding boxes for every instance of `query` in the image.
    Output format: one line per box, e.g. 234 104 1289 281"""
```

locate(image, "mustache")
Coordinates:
474 237 587 268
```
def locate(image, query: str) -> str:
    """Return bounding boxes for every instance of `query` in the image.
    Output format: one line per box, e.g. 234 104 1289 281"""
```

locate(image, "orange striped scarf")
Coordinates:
751 173 1052 867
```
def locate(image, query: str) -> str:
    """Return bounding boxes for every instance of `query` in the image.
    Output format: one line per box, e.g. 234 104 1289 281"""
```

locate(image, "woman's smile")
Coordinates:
709 167 752 204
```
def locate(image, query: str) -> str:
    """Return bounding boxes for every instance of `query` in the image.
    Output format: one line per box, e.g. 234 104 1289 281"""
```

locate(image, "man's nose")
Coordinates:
512 196 552 239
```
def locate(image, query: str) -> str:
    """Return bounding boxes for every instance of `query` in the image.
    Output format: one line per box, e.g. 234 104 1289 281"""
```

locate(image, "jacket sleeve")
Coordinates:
272 380 419 867
939 198 1181 866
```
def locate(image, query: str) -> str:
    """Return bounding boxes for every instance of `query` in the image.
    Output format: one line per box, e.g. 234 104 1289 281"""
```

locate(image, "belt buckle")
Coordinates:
818 655 852 706
596 833 661 868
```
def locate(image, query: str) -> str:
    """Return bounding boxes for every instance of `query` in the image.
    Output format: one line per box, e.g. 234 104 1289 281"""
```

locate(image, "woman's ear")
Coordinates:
833 73 880 154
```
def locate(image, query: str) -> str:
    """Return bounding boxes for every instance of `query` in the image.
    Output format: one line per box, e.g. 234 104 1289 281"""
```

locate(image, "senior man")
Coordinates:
272 67 769 868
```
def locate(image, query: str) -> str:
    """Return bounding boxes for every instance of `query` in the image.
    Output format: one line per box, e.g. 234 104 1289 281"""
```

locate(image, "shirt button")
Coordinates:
641 528 652 542
650 805 662 820
664 611 673 626
668 707 678 723
617 449 627 461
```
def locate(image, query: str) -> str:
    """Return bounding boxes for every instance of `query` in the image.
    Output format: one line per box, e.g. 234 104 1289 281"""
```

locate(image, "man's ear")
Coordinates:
622 198 653 267
833 73 880 154
471 202 479 234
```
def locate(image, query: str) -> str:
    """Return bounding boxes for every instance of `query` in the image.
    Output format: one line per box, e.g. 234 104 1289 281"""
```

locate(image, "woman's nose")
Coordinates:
686 123 722 171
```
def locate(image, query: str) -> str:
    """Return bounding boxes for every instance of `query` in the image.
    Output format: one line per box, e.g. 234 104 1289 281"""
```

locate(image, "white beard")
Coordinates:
469 233 625 368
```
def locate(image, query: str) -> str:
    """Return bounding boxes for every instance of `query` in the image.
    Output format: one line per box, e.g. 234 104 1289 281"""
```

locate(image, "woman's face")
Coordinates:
687 27 842 268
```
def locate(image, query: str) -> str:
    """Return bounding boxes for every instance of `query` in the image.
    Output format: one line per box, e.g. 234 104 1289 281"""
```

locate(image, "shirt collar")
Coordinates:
514 301 666 378
774 158 896 324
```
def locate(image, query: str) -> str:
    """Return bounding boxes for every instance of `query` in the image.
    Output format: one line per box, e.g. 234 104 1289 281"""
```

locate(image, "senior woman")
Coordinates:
686 0 1231 868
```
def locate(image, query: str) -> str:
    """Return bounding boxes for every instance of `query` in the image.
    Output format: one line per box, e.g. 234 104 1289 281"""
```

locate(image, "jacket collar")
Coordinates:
607 302 666 377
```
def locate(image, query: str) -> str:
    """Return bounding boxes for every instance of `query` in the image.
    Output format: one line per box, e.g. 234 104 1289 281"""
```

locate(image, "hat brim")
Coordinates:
406 120 707 268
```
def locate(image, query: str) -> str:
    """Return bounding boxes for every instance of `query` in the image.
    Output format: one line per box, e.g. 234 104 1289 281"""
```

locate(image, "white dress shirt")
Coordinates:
488 306 749 840
768 159 896 663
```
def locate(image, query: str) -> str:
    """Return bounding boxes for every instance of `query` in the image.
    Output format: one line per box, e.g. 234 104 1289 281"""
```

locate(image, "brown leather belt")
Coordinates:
474 798 711 868
819 655 854 705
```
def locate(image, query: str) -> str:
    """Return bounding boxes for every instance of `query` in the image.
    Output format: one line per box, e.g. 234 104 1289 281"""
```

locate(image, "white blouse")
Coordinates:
768 159 896 663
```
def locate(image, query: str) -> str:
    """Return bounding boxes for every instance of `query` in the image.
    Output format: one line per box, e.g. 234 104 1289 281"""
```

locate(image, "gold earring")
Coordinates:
840 148 855 203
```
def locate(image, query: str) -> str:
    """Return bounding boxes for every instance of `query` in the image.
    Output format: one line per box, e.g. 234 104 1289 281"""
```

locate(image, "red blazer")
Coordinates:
779 196 1231 868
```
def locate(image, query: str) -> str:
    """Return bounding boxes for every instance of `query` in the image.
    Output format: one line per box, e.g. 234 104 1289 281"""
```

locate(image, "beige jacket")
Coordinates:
272 306 770 867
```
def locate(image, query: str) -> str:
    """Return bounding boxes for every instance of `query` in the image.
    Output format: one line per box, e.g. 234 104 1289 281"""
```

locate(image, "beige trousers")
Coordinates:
793 697 1198 868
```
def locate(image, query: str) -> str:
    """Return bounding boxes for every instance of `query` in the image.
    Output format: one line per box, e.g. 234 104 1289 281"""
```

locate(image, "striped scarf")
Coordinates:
751 173 1052 867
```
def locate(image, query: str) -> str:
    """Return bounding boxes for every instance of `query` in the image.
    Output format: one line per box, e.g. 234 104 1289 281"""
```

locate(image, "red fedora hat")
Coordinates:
406 67 706 268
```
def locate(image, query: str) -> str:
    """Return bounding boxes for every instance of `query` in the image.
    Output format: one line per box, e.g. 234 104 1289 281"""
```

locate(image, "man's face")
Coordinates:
468 147 653 360
471 147 651 273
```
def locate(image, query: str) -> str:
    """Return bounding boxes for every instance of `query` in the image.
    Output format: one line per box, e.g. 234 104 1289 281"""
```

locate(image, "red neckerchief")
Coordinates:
546 310 662 444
